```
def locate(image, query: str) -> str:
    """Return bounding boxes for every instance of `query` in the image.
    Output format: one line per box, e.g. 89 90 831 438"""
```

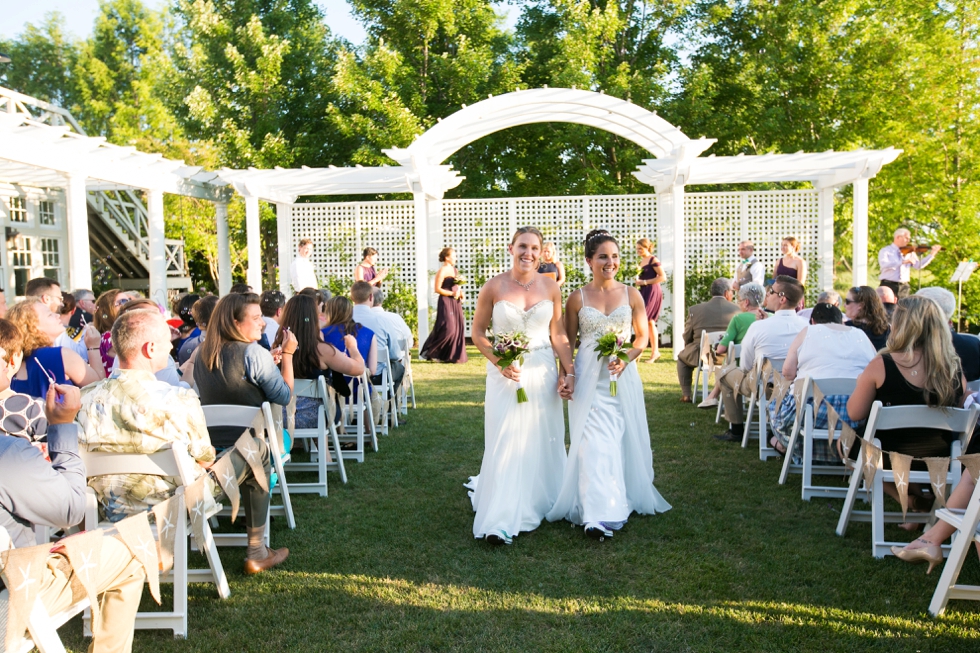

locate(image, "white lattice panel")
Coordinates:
744 191 819 288
357 201 416 287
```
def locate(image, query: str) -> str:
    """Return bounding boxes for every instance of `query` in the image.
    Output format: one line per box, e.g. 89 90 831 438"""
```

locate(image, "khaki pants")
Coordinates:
720 369 753 426
39 536 145 653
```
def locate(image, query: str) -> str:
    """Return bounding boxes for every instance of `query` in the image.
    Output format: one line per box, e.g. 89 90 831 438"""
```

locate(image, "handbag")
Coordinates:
329 369 351 398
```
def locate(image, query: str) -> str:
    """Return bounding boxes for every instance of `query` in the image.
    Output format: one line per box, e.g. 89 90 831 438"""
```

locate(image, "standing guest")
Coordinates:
7 299 102 398
230 283 253 294
260 290 286 345
675 278 740 403
878 227 941 299
274 294 365 429
95 289 131 372
797 290 840 322
876 285 898 318
79 309 289 574
289 238 318 292
354 247 389 286
714 276 807 442
72 288 96 323
774 236 807 310
844 286 891 351
420 247 468 364
635 238 666 362
732 240 764 291
179 295 218 365
697 282 765 409
351 281 405 394
193 293 296 448
537 242 566 287
916 286 980 382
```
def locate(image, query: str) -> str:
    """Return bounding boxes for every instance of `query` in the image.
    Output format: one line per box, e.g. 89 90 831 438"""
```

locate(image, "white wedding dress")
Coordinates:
546 287 671 534
468 300 566 543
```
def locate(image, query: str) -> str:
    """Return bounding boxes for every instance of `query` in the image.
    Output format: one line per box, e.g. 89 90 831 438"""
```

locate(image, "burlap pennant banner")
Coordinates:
60 529 105 630
840 422 858 459
1 544 50 652
234 430 268 493
212 453 242 522
861 439 882 489
826 404 840 450
183 474 210 550
770 371 791 410
811 384 826 417
924 457 951 508
114 510 160 604
888 452 914 519
957 453 980 484
151 494 183 574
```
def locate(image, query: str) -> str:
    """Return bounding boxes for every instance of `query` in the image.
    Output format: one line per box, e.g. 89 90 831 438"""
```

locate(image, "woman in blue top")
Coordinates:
321 297 377 380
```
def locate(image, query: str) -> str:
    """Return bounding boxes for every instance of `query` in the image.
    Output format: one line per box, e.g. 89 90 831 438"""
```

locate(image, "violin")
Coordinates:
900 244 940 255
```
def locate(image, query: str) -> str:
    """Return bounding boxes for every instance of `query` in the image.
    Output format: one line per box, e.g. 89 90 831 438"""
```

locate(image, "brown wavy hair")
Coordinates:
848 286 890 335
197 293 260 371
7 299 53 357
324 296 359 336
886 296 962 408
94 289 124 333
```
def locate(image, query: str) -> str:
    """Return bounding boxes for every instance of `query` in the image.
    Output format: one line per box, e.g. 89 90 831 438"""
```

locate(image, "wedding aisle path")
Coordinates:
63 351 980 652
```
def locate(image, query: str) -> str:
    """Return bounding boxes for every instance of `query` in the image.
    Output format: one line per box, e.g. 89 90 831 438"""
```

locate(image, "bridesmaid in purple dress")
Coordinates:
635 238 665 362
420 247 468 363
774 236 807 310
355 247 389 286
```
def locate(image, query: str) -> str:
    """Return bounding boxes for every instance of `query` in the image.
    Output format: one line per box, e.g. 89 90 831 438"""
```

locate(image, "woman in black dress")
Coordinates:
420 247 468 363
537 242 566 287
635 238 665 362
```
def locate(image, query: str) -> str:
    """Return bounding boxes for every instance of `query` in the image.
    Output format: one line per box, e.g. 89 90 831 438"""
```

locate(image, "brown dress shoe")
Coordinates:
680 396 691 403
244 547 290 575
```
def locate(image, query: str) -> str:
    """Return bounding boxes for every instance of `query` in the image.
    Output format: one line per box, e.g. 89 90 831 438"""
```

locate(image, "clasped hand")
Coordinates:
607 357 628 376
558 374 575 400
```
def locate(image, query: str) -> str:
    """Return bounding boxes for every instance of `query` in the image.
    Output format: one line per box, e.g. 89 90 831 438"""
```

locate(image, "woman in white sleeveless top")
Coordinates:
547 230 671 540
466 227 576 545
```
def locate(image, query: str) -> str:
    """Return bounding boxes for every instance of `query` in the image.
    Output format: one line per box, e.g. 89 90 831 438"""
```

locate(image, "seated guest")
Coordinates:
275 294 365 428
916 286 980 383
372 287 413 348
768 303 875 457
797 290 840 322
876 285 897 318
79 309 288 574
107 299 186 387
178 295 217 365
322 296 378 378
0 319 48 446
193 293 295 447
95 289 131 371
845 296 967 509
260 289 286 345
1 377 147 652
351 281 405 393
27 278 104 374
7 299 101 399
844 286 890 350
676 278 740 403
715 276 808 442
697 282 765 409
170 293 200 359
229 283 252 294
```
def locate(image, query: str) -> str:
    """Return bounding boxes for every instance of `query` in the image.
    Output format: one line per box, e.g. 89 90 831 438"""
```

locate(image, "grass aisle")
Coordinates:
65 350 980 651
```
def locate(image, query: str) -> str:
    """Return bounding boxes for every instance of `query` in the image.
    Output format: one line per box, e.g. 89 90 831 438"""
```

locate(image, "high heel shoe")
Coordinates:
890 544 943 574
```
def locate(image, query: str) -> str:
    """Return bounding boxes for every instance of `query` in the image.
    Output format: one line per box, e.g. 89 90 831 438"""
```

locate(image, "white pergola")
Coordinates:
1 86 901 354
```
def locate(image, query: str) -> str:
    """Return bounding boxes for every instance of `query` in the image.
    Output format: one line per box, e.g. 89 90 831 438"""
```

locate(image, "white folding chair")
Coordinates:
968 379 980 394
741 357 783 461
929 476 980 616
399 335 417 414
375 343 398 434
80 444 226 638
715 344 740 424
1 526 93 653
777 377 858 500
284 377 348 493
835 402 979 558
337 373 379 461
692 330 726 403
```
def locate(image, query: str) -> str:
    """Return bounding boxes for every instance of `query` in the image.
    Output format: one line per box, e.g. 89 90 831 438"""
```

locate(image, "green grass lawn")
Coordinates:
63 350 980 651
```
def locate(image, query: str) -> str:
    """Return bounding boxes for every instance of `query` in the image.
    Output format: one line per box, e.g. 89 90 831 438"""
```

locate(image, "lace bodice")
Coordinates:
577 287 632 346
491 300 554 348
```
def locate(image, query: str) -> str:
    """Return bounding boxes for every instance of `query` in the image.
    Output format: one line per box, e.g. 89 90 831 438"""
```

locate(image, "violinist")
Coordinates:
878 227 941 299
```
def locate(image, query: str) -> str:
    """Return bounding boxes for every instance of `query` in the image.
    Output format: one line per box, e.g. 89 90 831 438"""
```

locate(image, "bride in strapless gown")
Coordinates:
466 227 576 545
547 231 671 539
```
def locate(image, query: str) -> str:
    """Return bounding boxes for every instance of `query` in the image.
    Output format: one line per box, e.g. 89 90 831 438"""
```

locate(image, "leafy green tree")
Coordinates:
0 13 80 109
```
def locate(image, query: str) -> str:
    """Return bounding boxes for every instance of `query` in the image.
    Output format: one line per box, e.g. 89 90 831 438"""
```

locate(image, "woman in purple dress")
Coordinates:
635 238 665 362
354 247 389 286
420 247 468 363
774 236 807 310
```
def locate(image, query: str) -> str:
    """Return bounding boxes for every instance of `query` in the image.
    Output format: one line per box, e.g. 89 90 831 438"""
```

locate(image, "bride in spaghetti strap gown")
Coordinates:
466 227 576 545
547 231 671 539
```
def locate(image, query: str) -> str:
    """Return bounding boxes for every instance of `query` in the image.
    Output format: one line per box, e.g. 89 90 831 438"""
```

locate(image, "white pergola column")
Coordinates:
65 174 92 291
659 183 686 358
147 189 168 308
817 187 835 292
245 195 262 292
852 178 869 286
215 200 232 296
276 202 293 295
412 190 430 346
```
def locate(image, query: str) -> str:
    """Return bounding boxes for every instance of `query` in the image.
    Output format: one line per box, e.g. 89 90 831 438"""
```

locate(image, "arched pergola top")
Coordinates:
384 87 715 168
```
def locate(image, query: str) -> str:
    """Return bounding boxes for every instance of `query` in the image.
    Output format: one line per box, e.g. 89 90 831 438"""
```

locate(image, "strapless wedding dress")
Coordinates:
468 300 566 543
546 289 670 535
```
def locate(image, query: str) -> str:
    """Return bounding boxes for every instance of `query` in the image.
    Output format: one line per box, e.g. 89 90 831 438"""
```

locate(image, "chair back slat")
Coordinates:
79 446 182 478
200 405 264 431
865 401 980 434
293 379 324 400
806 377 858 399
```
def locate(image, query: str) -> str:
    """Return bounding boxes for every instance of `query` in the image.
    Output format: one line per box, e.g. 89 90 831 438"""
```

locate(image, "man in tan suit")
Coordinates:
676 278 739 402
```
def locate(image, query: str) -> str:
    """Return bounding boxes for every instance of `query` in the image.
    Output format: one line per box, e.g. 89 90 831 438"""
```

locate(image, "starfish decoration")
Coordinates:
135 537 155 561
191 499 206 522
222 469 237 488
243 442 258 463
894 470 908 496
934 479 947 496
14 563 36 592
158 515 174 539
77 550 97 581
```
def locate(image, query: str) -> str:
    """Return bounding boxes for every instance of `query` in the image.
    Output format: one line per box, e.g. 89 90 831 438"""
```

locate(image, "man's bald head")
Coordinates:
113 309 173 372
875 285 897 305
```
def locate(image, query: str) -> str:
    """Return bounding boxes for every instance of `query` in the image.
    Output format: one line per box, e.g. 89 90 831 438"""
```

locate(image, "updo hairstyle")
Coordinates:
584 229 618 259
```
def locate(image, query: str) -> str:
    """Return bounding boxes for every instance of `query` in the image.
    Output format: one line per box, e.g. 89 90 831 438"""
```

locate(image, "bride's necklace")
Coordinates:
511 274 536 291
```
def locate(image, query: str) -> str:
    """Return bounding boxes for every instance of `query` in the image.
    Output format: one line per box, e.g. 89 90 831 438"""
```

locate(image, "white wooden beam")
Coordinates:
852 178 869 286
276 202 292 295
817 187 835 292
215 200 232 296
147 189 168 308
412 190 429 346
65 174 92 291
245 195 263 292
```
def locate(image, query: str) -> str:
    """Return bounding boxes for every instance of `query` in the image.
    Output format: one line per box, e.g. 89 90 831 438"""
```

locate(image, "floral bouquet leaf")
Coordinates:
491 330 531 403
455 277 469 285
595 331 632 397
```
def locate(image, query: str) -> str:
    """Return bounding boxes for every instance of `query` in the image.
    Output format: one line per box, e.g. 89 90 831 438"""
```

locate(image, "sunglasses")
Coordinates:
844 299 859 305
766 287 785 298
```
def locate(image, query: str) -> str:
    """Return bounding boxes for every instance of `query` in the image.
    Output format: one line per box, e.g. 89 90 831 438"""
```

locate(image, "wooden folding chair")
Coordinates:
692 330 726 403
777 376 858 500
928 476 980 616
80 444 226 638
1 526 93 653
835 402 979 558
284 377 348 493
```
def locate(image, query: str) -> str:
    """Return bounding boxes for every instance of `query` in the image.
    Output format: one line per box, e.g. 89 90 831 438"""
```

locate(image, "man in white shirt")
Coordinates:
351 281 405 393
714 275 808 442
371 287 413 349
260 290 286 345
878 227 941 299
732 241 764 291
289 239 318 292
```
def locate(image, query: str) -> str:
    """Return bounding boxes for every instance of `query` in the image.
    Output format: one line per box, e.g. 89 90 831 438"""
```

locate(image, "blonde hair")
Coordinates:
782 236 800 253
886 296 962 408
636 238 654 256
7 298 53 357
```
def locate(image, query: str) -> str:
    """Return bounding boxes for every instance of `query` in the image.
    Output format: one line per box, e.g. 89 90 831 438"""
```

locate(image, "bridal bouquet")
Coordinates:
491 330 530 403
595 331 632 397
